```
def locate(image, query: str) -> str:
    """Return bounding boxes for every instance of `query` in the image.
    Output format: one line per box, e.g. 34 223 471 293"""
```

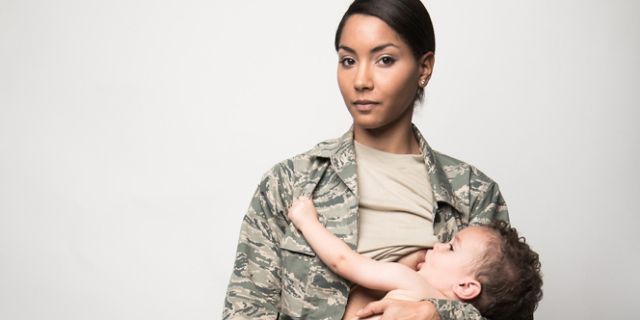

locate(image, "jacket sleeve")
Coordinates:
428 299 486 320
223 167 291 320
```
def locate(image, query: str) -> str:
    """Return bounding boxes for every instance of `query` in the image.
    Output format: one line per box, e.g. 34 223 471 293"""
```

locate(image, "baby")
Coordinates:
288 197 543 320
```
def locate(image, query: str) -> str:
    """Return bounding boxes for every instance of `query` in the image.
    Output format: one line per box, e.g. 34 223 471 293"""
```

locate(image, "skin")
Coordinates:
335 13 438 320
419 229 487 300
337 14 434 155
343 250 428 319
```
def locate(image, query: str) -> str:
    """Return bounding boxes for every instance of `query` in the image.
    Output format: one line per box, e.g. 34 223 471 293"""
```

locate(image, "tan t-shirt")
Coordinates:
354 141 439 262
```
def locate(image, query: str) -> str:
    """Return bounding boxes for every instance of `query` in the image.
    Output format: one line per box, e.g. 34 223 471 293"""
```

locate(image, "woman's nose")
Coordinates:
354 65 373 91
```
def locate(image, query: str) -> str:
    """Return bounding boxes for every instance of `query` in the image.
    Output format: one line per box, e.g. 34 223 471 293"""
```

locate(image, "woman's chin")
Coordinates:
351 117 388 131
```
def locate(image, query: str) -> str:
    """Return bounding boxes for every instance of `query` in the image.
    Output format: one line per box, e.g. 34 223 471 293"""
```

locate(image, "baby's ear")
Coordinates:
452 278 481 300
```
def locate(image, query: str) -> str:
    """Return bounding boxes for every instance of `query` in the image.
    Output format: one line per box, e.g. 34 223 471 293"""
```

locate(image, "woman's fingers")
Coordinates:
356 299 390 317
356 299 438 320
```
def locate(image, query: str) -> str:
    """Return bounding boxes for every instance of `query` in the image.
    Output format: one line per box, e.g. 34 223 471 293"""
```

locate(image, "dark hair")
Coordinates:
334 0 436 102
470 221 544 320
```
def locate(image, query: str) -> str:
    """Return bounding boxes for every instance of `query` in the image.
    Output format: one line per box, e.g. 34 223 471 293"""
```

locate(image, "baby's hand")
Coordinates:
287 196 319 230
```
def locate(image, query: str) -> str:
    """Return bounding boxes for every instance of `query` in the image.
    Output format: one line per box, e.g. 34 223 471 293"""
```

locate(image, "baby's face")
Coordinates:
417 226 492 294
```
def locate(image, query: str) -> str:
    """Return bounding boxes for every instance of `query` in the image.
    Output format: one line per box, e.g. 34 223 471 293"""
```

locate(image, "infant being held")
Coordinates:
288 197 543 320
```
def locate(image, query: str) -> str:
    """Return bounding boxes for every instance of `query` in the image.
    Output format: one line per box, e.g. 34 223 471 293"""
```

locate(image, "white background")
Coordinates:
1 0 639 319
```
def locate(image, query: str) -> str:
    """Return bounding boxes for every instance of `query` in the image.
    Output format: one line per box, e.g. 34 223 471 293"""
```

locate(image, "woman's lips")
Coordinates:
353 100 380 111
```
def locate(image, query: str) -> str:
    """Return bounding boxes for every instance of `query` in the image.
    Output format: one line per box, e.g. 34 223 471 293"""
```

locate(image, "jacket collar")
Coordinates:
307 125 456 208
412 125 457 208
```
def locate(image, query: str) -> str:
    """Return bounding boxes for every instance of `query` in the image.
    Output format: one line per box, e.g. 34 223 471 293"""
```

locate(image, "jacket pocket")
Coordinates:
280 224 316 257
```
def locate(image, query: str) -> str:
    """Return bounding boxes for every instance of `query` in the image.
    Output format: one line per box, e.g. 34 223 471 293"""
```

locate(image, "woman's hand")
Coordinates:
354 299 440 320
287 196 319 230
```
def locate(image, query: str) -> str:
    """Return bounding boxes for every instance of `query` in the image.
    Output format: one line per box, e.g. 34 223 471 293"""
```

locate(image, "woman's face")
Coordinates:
337 14 430 131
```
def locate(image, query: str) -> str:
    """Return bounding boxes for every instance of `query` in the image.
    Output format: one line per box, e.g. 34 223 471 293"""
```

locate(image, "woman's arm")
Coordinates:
355 297 489 320
288 197 424 293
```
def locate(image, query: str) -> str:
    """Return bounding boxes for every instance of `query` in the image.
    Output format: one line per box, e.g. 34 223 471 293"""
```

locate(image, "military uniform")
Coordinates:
223 126 509 320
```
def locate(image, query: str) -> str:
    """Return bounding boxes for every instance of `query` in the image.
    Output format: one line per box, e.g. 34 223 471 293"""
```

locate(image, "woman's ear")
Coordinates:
452 278 481 300
418 52 435 86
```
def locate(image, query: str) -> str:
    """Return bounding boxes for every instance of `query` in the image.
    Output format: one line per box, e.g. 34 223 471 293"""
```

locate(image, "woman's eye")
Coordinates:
340 57 355 67
379 56 396 66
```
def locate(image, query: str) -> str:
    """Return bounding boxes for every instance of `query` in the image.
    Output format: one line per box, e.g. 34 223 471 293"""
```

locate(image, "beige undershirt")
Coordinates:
354 141 439 262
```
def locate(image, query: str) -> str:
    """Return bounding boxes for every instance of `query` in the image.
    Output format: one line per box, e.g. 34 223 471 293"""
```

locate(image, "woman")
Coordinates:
224 1 508 319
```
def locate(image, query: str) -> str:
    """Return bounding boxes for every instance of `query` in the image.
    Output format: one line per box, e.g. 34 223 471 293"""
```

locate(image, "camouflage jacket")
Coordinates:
224 125 509 320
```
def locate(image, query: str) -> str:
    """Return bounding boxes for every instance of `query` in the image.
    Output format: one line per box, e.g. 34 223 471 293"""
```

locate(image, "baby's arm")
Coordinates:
288 197 423 293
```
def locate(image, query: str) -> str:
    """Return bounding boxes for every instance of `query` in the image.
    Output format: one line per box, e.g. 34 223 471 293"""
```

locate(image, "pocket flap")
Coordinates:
279 224 316 257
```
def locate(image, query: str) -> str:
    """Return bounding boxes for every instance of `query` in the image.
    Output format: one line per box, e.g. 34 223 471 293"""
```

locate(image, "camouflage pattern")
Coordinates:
223 125 509 320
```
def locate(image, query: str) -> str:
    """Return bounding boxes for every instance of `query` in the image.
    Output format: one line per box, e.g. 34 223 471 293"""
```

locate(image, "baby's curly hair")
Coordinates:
469 221 543 320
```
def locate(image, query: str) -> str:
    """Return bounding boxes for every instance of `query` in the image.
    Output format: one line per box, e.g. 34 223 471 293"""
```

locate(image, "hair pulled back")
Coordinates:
334 0 435 57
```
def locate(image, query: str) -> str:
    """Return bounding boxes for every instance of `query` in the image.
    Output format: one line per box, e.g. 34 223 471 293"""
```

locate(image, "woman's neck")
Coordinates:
353 121 421 155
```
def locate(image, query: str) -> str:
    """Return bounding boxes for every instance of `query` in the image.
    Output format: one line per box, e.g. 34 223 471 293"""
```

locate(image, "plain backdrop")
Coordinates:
1 0 639 319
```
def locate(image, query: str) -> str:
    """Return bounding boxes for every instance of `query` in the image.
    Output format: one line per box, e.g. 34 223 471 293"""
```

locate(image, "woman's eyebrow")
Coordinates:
338 45 356 54
338 43 399 54
370 43 399 53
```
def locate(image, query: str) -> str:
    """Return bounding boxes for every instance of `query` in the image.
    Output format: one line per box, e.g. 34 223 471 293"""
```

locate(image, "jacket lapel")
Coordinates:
306 129 359 198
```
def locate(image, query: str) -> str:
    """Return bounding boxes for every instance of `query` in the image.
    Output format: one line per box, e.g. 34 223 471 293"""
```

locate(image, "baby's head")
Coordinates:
418 221 543 320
